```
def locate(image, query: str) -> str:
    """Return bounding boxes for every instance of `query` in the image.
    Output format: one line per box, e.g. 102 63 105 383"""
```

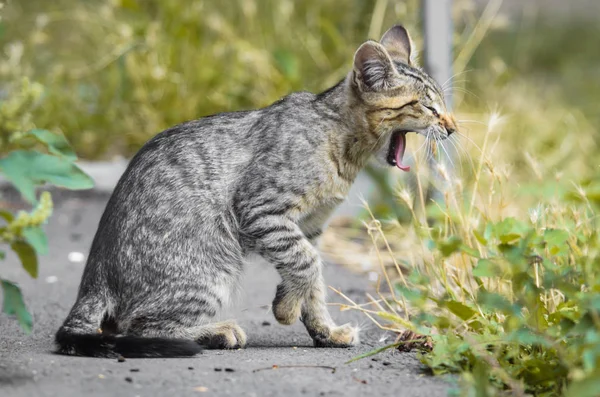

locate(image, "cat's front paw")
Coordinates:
313 323 360 348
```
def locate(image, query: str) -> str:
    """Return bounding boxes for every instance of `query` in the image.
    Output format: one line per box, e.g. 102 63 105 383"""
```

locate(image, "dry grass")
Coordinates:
326 111 600 395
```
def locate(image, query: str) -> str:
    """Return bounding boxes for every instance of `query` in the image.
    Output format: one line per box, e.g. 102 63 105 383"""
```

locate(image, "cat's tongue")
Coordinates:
395 132 410 172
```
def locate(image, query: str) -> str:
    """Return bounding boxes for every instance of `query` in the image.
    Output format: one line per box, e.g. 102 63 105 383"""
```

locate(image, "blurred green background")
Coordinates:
1 0 598 183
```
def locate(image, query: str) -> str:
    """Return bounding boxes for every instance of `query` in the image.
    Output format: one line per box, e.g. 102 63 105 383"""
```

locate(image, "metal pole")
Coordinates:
422 0 453 203
423 0 453 107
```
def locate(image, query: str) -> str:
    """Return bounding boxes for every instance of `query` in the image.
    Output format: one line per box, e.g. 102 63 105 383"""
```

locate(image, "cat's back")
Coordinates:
107 92 333 216
120 110 258 188
126 92 322 179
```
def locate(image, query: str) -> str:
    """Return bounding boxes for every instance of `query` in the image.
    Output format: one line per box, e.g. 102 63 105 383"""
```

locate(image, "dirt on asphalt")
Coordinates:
0 190 453 397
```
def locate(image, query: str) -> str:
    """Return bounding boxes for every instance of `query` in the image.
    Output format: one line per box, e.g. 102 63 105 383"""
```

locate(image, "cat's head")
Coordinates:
351 25 457 172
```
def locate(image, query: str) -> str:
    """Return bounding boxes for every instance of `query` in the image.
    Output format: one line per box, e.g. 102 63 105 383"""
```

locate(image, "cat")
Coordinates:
55 24 456 357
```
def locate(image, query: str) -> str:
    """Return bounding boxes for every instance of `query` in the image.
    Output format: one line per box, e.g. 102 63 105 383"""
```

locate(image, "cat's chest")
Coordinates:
298 199 342 236
289 157 356 226
291 175 351 218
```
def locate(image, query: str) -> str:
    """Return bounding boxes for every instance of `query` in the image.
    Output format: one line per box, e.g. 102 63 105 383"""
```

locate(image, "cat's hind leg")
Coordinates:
195 320 247 349
130 320 247 349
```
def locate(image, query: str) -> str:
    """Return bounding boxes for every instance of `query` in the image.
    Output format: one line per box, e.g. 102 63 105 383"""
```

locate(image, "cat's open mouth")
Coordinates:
387 130 411 172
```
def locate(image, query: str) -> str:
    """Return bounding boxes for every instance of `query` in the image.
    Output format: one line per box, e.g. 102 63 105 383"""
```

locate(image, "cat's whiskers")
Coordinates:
438 138 456 171
447 135 469 164
455 130 486 156
446 87 481 101
458 119 486 126
442 82 471 94
424 130 436 164
441 69 473 91
405 132 430 164
442 139 463 175
442 79 470 89
449 134 483 176
446 135 475 176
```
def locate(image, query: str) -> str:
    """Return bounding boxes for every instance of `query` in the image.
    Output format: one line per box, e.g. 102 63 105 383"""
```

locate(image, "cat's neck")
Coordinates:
315 76 377 173
314 78 351 115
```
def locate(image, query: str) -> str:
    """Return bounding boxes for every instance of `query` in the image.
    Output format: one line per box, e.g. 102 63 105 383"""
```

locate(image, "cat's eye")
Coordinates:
426 106 439 117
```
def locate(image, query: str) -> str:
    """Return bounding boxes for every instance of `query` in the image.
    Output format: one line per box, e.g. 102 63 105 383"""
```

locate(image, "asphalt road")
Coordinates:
0 190 452 397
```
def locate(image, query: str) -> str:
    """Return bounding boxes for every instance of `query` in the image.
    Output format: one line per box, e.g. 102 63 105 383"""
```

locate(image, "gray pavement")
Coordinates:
0 189 453 397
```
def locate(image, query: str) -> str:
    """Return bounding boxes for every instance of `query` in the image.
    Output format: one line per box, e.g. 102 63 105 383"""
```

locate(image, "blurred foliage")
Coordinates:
0 0 422 158
418 199 600 397
461 14 600 183
0 0 595 190
0 77 93 332
2 0 596 191
362 9 600 221
352 139 600 395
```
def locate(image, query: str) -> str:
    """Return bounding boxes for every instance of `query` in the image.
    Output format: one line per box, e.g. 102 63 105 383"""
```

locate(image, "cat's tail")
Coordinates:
55 328 202 358
55 296 202 358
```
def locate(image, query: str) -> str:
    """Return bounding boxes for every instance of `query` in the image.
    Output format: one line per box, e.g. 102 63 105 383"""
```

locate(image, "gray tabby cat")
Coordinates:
55 24 457 357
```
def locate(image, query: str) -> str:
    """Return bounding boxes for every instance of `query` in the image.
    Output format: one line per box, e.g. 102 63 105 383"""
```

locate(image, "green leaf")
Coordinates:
1 279 32 333
570 313 595 336
460 244 481 258
273 49 299 80
544 229 570 256
0 210 14 223
119 0 140 10
499 233 521 243
565 373 600 397
438 236 463 257
10 241 38 278
22 227 48 255
543 229 569 247
472 360 492 397
508 328 551 346
395 285 426 305
473 230 488 245
493 217 528 243
445 300 477 322
28 129 77 160
498 243 527 266
0 150 94 203
483 222 493 242
477 291 520 315
472 259 500 278
582 349 599 372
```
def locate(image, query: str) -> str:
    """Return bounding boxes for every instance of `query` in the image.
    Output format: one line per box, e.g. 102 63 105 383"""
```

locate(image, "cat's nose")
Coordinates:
442 113 458 136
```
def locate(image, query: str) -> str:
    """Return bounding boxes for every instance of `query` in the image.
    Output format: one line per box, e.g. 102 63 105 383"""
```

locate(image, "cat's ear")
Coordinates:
352 40 398 91
380 24 414 66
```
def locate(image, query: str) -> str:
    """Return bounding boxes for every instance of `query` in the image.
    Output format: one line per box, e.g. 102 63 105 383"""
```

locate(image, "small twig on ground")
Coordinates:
395 330 433 353
352 375 368 384
252 365 336 374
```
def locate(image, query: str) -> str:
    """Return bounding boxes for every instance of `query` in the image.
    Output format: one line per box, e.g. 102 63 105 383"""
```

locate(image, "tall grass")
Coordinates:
334 115 600 395
320 9 600 395
3 1 597 180
1 0 422 158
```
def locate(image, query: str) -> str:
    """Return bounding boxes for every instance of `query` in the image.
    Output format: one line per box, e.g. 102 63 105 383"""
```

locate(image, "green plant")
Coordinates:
340 116 600 396
0 77 94 332
0 0 422 159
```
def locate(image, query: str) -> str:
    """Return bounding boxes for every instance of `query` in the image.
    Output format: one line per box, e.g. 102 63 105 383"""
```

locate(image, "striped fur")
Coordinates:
55 25 456 357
